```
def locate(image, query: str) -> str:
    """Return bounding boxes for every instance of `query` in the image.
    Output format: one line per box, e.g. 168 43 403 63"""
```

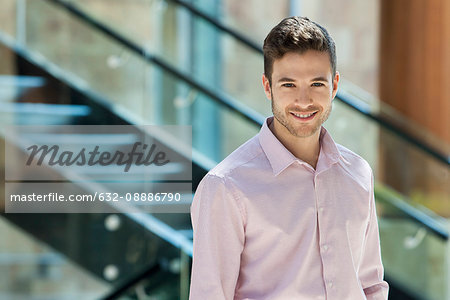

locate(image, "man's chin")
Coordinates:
289 125 321 138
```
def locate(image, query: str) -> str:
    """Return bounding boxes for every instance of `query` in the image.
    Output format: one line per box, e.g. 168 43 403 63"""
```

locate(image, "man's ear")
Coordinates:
262 74 272 100
331 71 340 100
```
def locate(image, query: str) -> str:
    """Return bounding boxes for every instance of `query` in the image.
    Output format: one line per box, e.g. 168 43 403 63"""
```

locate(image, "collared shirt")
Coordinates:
189 117 389 300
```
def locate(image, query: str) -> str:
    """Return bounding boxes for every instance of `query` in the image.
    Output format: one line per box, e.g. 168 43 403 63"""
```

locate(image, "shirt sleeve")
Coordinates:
359 172 389 300
189 174 246 300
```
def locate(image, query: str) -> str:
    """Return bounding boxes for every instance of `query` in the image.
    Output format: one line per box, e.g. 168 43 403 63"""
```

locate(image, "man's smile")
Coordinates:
290 111 318 121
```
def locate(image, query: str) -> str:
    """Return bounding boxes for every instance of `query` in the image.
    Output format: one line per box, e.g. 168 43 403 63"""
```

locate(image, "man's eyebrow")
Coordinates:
311 76 329 82
277 77 296 83
277 76 330 83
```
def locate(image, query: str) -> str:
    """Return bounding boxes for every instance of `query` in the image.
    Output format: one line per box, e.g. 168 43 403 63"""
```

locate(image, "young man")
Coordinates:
189 17 389 300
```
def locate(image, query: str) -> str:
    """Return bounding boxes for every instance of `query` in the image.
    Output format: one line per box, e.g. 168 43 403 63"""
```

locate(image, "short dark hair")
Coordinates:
263 16 336 85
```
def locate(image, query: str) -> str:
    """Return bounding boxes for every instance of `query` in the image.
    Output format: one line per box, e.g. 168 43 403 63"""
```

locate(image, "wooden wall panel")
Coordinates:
380 0 450 143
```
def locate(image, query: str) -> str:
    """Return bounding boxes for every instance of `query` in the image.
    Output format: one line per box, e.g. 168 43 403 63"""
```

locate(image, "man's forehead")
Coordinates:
272 70 332 82
271 51 333 80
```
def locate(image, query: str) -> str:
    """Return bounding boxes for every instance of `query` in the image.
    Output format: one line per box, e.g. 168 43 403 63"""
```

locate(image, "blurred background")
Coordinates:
0 0 449 299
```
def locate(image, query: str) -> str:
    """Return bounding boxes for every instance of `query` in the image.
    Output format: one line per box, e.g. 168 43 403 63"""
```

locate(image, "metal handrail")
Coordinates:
168 0 262 54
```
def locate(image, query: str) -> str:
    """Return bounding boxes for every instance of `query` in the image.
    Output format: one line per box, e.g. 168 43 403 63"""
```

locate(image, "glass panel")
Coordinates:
140 62 262 161
0 217 109 299
110 251 190 300
219 106 260 158
46 0 272 117
1 0 264 174
376 185 449 300
220 33 271 116
65 0 156 50
326 99 450 218
25 0 150 122
61 0 181 70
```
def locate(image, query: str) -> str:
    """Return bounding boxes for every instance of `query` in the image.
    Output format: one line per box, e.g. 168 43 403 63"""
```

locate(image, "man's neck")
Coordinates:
269 119 321 169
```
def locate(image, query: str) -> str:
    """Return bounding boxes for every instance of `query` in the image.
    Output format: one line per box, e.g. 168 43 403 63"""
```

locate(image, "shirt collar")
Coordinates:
258 116 346 175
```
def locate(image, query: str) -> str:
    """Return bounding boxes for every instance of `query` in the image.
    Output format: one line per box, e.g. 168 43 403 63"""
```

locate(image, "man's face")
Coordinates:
262 50 339 139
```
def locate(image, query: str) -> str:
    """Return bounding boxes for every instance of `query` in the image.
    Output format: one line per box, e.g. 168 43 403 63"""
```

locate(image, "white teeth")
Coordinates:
293 112 315 118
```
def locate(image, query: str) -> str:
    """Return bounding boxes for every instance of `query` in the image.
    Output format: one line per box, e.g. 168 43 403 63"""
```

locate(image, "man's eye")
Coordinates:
312 82 325 87
282 83 295 87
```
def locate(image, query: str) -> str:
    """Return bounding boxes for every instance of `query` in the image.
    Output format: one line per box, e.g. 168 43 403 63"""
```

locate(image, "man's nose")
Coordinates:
295 86 312 106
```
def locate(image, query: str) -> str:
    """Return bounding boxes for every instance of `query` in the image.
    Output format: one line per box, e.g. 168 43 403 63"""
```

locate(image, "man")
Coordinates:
189 16 389 300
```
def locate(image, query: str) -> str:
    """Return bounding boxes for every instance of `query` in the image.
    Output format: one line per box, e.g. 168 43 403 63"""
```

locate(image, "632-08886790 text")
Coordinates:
9 192 182 202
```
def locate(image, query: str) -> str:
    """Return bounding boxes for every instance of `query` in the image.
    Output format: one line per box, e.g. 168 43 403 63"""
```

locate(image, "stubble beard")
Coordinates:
271 94 332 138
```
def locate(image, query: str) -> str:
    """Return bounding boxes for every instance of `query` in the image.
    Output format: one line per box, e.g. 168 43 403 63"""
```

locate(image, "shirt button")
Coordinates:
322 245 329 251
319 207 324 212
328 281 333 288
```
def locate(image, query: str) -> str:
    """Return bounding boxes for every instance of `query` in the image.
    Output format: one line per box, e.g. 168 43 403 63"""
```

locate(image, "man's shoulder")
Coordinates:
336 144 371 168
335 143 373 188
207 134 265 179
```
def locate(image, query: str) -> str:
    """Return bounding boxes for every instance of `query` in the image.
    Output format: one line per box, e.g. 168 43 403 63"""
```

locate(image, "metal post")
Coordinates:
289 0 302 16
191 0 221 161
175 1 192 126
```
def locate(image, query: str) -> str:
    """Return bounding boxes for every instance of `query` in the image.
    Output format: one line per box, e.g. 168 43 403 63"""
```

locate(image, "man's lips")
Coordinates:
290 111 318 121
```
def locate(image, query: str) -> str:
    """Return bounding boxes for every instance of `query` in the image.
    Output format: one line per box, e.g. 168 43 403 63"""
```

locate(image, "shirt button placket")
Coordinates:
316 175 334 296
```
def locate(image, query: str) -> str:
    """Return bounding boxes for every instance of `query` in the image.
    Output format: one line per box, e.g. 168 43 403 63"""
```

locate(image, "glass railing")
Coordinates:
45 0 272 118
99 250 191 300
375 185 448 300
0 217 110 300
326 98 449 221
0 0 262 160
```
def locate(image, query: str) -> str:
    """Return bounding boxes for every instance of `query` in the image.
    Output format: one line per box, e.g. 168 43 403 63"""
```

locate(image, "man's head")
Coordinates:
263 16 336 86
262 17 339 140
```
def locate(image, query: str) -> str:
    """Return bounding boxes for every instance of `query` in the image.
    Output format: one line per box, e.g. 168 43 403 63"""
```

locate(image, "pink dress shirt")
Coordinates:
190 117 389 300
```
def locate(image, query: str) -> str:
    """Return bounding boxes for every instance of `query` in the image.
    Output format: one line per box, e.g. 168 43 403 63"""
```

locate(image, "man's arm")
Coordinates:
359 172 389 300
189 174 245 300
